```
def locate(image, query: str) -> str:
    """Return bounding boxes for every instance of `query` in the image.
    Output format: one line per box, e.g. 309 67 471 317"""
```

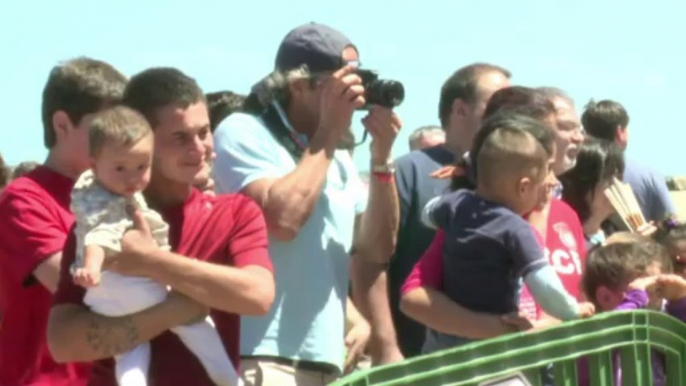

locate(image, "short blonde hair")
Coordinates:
89 106 152 158
477 125 548 189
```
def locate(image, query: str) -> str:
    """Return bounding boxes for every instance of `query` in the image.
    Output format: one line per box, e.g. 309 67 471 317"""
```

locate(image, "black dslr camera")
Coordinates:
355 69 405 109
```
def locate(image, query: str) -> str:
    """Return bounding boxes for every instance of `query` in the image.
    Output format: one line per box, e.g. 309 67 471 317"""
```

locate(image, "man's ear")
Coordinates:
52 110 74 143
452 99 470 119
615 124 629 146
288 78 312 98
518 177 532 196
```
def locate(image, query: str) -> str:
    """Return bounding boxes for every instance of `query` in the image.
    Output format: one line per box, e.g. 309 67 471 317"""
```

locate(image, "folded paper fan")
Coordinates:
604 178 646 232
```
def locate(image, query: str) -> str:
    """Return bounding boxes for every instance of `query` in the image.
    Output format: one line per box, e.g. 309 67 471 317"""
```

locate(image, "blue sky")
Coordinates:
2 0 685 175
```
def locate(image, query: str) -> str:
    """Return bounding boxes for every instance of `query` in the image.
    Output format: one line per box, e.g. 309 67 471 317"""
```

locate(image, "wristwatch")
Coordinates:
371 159 396 174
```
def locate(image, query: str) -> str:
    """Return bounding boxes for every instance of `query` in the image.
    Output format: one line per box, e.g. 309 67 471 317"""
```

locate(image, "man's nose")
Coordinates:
189 135 205 155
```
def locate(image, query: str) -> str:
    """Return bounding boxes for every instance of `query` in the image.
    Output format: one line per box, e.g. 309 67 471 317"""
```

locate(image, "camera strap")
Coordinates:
258 103 305 163
251 101 357 162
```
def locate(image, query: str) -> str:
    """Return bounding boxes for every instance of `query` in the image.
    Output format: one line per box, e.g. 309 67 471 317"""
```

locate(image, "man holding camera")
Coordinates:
213 23 402 385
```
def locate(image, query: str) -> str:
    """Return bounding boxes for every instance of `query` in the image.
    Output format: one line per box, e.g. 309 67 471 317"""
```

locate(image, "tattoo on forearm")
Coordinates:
85 315 140 357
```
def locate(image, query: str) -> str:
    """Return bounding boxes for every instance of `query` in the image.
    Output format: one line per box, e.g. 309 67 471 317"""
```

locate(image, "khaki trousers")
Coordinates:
241 358 339 386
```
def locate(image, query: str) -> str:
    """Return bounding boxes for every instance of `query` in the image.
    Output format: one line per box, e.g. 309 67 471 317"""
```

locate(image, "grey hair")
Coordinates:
408 125 445 150
536 87 574 105
251 65 312 107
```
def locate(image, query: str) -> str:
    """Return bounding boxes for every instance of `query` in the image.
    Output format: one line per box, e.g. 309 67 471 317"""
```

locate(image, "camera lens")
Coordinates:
367 80 405 108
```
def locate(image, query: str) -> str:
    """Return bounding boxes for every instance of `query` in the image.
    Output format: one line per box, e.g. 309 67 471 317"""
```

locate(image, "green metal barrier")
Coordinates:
332 311 686 386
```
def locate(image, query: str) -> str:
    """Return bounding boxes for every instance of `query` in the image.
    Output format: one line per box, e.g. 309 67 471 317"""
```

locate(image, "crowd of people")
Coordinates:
0 21 685 386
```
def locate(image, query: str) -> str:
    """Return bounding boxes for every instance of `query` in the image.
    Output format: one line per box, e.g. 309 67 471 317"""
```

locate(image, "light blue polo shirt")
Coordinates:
212 104 367 371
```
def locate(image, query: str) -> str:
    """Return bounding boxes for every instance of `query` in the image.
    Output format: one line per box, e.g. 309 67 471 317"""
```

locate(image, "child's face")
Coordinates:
596 261 664 312
91 134 153 198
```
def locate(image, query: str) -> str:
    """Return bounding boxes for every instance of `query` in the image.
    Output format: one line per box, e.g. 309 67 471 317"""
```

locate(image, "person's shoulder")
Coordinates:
71 171 110 199
547 199 585 246
550 199 583 225
208 191 261 217
480 203 530 238
0 172 67 240
499 214 539 248
550 198 576 216
197 192 265 240
0 173 49 209
2 168 48 194
500 209 530 229
625 158 665 180
445 188 472 203
214 112 266 136
213 111 279 157
212 190 255 204
395 145 452 170
72 175 121 209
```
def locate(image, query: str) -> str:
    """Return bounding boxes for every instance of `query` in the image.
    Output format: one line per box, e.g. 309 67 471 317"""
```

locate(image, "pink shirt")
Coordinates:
402 199 586 319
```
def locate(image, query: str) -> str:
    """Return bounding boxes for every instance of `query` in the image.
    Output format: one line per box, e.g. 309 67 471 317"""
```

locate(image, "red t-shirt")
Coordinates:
0 166 91 386
538 198 586 299
53 189 273 386
402 199 586 319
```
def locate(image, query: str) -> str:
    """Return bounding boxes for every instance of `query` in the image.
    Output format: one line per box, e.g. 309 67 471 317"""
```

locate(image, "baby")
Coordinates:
70 106 240 386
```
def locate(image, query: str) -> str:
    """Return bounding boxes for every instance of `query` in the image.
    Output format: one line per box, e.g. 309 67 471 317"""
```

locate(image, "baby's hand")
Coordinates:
577 302 596 318
73 268 101 288
650 274 686 302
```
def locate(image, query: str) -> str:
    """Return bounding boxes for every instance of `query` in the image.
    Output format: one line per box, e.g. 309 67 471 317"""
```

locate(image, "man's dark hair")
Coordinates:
483 86 556 122
438 63 511 128
559 137 625 224
123 67 205 127
581 99 630 142
42 57 127 149
0 152 9 190
206 91 246 132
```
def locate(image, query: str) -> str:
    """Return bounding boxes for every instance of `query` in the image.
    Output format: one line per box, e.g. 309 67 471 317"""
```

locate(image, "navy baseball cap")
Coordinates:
275 23 356 73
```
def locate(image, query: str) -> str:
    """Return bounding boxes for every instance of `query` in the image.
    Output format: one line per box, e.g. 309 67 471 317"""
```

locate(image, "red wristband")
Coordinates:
373 172 393 183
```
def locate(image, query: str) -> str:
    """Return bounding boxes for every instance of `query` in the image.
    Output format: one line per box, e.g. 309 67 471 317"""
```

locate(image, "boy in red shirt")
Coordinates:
48 67 275 386
0 57 127 386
